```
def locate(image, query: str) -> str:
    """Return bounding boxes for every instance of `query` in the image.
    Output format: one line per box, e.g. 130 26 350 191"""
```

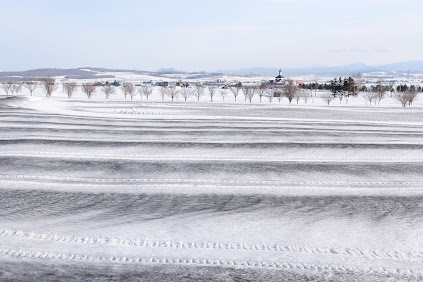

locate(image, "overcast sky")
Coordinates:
1 0 422 72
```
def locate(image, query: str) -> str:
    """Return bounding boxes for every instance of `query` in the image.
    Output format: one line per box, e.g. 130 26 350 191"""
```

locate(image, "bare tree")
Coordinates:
406 90 418 106
229 83 242 102
219 88 228 101
121 82 135 100
136 86 143 100
267 89 274 103
40 77 58 98
257 83 267 103
81 82 96 99
12 83 22 95
167 86 179 102
242 86 251 103
207 84 216 102
159 85 167 100
295 91 302 104
242 86 248 102
372 79 387 105
395 92 409 107
9 83 16 95
17 84 24 94
141 86 153 101
283 80 298 105
362 91 376 106
302 90 309 104
24 81 37 96
63 82 78 98
194 83 205 101
243 85 256 103
395 90 418 107
102 84 115 99
180 86 192 101
322 93 335 105
1 82 13 95
128 86 136 100
275 91 283 103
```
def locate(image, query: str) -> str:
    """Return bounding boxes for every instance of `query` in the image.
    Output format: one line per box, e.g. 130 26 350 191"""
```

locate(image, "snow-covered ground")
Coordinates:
0 89 422 281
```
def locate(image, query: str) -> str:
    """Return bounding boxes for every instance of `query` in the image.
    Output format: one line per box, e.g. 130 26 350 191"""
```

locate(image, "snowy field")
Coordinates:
0 89 423 281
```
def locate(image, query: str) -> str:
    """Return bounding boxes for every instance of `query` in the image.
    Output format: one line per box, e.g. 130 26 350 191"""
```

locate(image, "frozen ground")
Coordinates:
0 90 422 281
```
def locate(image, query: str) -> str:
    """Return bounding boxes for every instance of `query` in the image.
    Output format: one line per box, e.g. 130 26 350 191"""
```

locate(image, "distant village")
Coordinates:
96 68 290 89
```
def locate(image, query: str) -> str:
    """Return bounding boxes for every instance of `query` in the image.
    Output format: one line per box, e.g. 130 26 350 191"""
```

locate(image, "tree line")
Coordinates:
0 77 420 107
300 77 421 107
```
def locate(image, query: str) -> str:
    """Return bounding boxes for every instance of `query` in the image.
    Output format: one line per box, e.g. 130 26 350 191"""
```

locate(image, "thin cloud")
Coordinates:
375 48 390 53
328 48 346 53
350 48 368 53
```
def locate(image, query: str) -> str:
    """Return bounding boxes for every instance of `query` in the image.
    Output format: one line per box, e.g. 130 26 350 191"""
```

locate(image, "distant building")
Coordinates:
176 81 189 87
275 68 286 83
106 80 121 87
156 81 169 87
269 68 286 88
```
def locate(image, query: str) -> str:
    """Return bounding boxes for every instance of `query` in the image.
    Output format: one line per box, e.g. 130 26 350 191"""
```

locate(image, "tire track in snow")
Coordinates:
0 245 421 279
1 229 423 264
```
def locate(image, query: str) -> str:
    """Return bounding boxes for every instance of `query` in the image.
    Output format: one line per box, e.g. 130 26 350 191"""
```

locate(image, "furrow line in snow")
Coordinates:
2 125 422 135
2 179 423 194
2 180 423 196
0 246 420 278
1 151 422 163
1 109 422 126
1 229 423 263
1 174 421 186
0 136 422 145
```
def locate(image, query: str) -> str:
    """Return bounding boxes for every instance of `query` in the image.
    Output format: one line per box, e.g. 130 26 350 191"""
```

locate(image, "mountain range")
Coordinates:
1 61 423 81
218 61 423 77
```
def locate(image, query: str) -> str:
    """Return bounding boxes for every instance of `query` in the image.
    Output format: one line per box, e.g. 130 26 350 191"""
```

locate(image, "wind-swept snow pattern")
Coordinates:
1 96 423 281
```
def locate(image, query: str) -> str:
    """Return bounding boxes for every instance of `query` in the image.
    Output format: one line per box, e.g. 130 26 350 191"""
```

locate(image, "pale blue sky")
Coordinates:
1 0 422 71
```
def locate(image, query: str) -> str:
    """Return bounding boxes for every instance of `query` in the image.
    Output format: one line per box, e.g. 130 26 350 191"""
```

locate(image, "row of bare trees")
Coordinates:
0 78 355 105
1 82 23 95
394 91 419 107
361 81 418 107
1 78 419 107
1 78 58 98
0 79 152 100
153 81 300 104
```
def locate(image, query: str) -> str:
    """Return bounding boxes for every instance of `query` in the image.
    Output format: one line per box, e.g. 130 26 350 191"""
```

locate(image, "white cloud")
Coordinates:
375 48 390 53
350 48 368 53
328 48 346 54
